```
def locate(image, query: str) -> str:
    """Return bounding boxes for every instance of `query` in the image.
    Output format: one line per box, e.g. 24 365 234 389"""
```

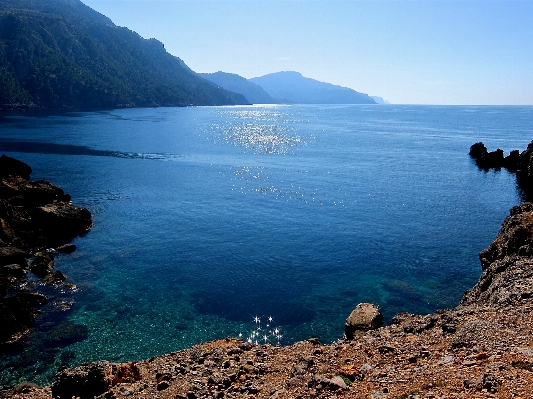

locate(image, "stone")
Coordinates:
0 246 28 267
344 303 383 339
32 201 92 244
44 270 67 284
30 253 54 278
329 376 347 390
51 361 113 399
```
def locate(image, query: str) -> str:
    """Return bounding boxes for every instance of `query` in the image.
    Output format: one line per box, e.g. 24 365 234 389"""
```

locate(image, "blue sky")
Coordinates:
81 0 533 105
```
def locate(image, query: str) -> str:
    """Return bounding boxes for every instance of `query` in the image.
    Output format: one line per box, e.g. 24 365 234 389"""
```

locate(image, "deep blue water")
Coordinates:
0 104 532 385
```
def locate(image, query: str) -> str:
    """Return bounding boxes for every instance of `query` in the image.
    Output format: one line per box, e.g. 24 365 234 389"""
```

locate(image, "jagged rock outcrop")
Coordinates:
0 154 92 347
461 202 533 307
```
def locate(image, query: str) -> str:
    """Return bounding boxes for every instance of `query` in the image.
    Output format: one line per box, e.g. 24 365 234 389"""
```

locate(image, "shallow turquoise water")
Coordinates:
0 104 532 385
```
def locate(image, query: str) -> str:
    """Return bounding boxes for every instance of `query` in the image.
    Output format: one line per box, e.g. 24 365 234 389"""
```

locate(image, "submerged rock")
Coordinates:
44 322 89 347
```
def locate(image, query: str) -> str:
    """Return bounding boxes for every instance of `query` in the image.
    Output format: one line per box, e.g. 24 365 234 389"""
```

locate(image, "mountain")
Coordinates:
371 96 389 104
199 72 277 104
249 71 376 105
0 0 248 109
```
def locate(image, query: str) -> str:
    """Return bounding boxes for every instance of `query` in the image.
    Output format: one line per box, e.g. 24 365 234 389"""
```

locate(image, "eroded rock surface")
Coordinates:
0 155 92 347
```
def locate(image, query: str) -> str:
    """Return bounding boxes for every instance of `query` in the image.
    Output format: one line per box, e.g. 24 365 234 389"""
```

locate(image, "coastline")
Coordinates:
8 203 533 398
0 155 92 348
3 140 533 398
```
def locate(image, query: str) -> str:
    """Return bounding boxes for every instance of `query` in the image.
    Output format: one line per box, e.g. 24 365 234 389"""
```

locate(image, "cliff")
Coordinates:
0 0 248 109
6 148 533 397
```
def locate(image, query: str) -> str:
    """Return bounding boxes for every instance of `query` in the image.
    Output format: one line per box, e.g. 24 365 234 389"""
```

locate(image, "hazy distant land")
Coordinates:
0 0 384 109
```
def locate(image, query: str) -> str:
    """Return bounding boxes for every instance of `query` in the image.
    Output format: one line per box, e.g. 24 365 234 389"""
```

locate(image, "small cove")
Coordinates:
0 104 532 385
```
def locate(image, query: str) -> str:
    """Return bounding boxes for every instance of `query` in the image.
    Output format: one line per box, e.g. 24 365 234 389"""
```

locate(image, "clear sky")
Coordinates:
81 0 533 105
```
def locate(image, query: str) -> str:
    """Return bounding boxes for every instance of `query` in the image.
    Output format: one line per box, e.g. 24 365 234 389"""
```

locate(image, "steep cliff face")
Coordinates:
0 0 248 108
462 203 533 307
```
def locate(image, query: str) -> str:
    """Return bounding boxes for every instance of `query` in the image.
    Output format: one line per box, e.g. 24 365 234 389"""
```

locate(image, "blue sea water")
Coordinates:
0 104 532 385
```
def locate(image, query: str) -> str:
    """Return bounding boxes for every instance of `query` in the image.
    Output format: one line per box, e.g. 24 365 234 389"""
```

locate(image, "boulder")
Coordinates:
344 303 383 339
44 270 67 284
32 202 92 244
30 253 55 278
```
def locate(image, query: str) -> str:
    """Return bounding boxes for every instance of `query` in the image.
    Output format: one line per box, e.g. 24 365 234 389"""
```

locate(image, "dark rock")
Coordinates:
30 253 55 278
345 303 383 339
441 323 457 333
0 291 46 345
0 246 28 267
55 244 77 254
469 142 487 159
402 315 437 334
517 140 533 200
0 218 16 243
157 381 170 391
478 373 500 393
0 155 32 180
1 263 26 277
44 270 67 284
504 149 521 172
51 361 113 399
32 202 92 244
476 148 505 169
14 291 47 307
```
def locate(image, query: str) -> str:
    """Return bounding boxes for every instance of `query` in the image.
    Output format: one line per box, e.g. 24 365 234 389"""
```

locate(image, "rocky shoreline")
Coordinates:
4 143 533 398
0 155 92 349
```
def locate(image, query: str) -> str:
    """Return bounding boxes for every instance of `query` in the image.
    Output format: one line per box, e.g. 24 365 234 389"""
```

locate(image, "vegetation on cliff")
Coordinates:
0 0 248 109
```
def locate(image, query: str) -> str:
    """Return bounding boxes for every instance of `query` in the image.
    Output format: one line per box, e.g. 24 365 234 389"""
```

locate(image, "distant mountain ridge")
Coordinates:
250 71 376 105
0 0 247 109
199 72 277 104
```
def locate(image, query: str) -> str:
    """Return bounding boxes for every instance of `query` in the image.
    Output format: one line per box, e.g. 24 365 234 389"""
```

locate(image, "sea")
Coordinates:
0 104 532 386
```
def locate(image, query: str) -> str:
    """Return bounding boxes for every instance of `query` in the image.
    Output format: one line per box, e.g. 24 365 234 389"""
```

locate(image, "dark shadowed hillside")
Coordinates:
250 71 376 105
199 72 278 104
0 0 248 109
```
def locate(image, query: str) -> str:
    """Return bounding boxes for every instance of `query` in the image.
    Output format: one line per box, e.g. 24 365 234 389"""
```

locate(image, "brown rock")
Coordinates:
344 303 383 339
